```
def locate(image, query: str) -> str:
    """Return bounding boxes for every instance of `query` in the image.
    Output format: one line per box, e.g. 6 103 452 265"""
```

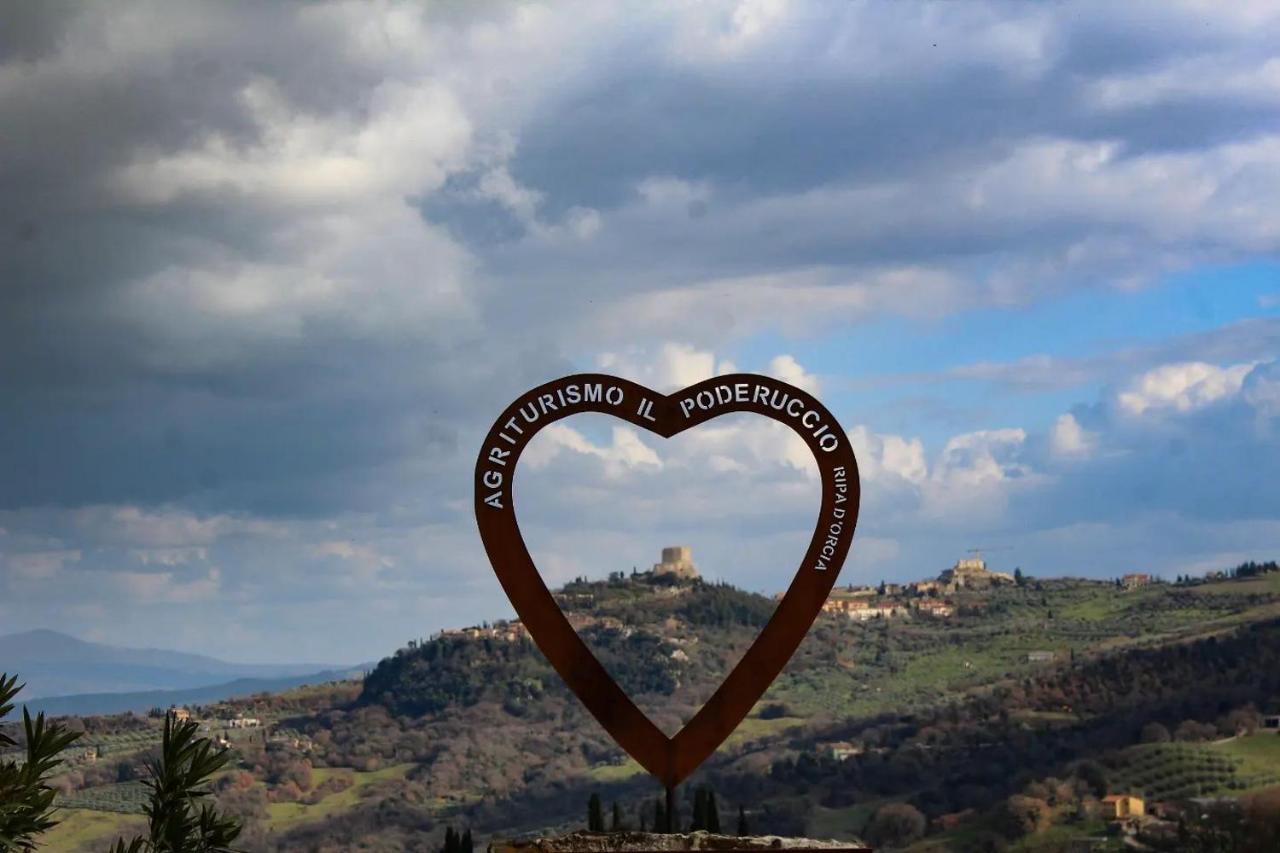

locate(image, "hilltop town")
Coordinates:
436 546 1158 644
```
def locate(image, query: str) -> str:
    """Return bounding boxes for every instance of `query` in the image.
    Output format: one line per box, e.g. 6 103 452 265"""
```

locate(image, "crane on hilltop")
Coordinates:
965 546 1011 564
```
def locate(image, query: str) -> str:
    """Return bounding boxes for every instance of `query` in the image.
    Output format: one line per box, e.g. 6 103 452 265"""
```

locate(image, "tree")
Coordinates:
691 788 707 830
706 791 721 834
588 793 604 831
461 828 473 853
0 673 83 851
1073 760 1109 797
653 799 666 834
960 830 1008 853
1175 719 1215 742
994 795 1051 838
878 580 887 595
736 805 749 837
1014 567 1025 587
108 713 242 853
443 827 459 853
866 803 926 848
611 801 623 832
1141 722 1171 743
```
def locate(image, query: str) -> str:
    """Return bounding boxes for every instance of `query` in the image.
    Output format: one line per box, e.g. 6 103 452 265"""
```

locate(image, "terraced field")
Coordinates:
60 780 149 814
1109 738 1280 801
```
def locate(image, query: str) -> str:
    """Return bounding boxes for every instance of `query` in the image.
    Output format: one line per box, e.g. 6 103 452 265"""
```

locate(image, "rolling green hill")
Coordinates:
23 564 1280 852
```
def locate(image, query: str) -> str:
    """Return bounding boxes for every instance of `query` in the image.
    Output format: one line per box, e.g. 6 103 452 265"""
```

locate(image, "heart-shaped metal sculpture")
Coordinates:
475 373 859 787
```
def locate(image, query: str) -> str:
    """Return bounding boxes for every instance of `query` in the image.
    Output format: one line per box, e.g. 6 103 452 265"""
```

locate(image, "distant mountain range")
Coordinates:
10 669 366 719
0 629 364 717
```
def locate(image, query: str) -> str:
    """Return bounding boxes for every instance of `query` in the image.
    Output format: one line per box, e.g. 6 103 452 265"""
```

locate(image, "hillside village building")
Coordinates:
822 595 912 621
915 599 954 617
1122 573 1153 589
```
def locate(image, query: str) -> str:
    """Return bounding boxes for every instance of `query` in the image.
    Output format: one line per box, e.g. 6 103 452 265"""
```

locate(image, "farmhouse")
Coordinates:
167 706 191 723
225 716 261 729
1027 651 1056 663
1122 573 1153 589
1101 794 1145 820
824 741 863 761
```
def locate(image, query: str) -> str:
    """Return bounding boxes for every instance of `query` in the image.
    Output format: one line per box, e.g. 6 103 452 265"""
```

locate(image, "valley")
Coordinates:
13 560 1280 851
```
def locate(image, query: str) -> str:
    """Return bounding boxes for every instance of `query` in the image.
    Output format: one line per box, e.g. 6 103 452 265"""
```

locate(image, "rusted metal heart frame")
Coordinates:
474 373 860 787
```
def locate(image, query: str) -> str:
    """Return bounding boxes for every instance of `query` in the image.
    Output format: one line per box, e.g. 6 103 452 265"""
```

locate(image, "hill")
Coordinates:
25 563 1280 852
0 629 346 700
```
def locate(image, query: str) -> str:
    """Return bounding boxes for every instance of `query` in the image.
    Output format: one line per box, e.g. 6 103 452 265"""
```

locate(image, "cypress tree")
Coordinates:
707 792 721 834
736 805 749 837
588 793 605 831
444 827 459 853
654 799 665 834
462 829 474 853
692 788 707 831
611 801 623 832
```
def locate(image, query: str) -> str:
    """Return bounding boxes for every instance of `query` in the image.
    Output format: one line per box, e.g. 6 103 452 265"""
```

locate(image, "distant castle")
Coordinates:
651 545 699 580
939 557 1014 589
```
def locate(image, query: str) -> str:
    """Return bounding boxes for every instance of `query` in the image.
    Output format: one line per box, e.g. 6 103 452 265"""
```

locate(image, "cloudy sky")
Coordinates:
2 1 1279 664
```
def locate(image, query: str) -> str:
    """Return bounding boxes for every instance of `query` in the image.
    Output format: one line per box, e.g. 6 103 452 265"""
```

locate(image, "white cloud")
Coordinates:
132 547 209 566
5 549 81 581
116 567 221 604
848 426 928 485
70 506 282 548
111 78 472 208
1242 360 1280 420
523 424 663 479
766 354 820 395
597 342 737 391
920 429 1039 524
1049 413 1099 459
1116 361 1255 416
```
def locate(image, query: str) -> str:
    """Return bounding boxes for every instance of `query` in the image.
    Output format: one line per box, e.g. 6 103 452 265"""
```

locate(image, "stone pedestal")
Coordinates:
490 831 870 853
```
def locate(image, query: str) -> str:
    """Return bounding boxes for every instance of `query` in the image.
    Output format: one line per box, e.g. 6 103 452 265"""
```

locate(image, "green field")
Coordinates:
806 800 880 840
39 809 144 852
588 757 645 782
1213 732 1280 792
265 762 416 830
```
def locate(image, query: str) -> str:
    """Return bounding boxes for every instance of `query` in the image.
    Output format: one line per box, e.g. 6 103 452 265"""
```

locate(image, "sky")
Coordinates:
2 0 1279 664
